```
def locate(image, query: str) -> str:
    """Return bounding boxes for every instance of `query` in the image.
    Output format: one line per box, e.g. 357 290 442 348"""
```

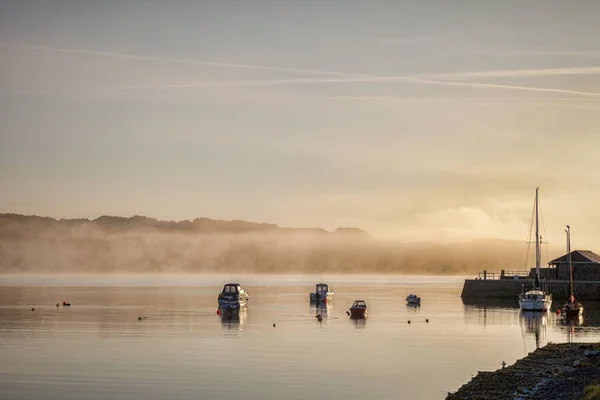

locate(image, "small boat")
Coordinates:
562 225 584 318
518 188 552 311
309 283 334 303
563 295 584 318
218 283 249 311
348 300 368 319
406 294 421 305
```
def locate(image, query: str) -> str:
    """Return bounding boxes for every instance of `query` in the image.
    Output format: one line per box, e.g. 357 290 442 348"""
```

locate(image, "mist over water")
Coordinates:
0 214 563 275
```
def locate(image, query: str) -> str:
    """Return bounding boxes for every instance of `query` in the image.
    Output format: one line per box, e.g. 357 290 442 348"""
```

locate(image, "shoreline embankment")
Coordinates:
446 342 600 400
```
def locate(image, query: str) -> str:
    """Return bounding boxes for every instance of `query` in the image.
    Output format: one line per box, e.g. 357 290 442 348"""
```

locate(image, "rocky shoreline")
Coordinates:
446 342 600 400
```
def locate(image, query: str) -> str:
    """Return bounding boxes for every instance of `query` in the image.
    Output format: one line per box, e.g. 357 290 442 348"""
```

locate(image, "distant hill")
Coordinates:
0 213 369 237
0 213 559 275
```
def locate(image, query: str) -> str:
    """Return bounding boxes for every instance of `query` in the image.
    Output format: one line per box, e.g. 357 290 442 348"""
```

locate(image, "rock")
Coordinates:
446 343 600 400
584 349 600 357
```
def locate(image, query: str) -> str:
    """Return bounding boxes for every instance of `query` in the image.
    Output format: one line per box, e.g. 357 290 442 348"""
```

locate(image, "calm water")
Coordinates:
1 274 599 400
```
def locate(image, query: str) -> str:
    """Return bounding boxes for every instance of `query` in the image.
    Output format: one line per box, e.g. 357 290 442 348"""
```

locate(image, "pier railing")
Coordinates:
477 270 531 280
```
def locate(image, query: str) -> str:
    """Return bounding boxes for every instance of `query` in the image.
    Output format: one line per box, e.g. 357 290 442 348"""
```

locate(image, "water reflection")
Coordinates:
220 308 247 332
406 303 421 313
463 300 520 328
519 311 548 351
462 298 519 309
309 302 330 318
561 315 584 343
351 318 367 329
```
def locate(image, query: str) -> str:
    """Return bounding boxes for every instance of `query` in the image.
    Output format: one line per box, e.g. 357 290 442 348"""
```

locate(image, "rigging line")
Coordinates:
524 196 535 269
538 192 549 263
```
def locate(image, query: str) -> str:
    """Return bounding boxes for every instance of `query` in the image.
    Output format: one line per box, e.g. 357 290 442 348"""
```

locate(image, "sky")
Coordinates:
1 0 599 247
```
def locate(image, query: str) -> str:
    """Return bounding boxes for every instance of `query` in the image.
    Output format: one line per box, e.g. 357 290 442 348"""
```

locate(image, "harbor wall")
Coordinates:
461 279 600 301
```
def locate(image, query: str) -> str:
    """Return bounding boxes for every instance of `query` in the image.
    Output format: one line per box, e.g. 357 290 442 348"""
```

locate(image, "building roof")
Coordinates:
548 250 600 265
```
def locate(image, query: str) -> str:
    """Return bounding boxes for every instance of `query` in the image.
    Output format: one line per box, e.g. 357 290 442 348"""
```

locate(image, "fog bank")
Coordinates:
0 214 561 275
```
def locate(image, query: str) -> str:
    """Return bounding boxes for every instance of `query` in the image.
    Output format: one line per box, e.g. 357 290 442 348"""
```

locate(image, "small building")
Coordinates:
548 250 600 281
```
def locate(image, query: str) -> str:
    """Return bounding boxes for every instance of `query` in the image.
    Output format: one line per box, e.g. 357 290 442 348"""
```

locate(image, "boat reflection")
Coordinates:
309 302 331 325
220 308 247 331
561 314 584 342
351 318 367 329
406 303 421 312
310 302 330 316
462 298 520 309
519 310 548 351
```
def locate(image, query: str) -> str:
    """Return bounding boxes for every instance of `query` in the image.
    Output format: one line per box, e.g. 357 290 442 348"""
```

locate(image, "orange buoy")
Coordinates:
556 309 561 315
216 309 221 315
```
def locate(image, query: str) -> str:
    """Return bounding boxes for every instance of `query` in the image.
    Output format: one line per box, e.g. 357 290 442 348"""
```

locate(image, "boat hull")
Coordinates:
562 306 583 318
349 308 368 319
218 301 245 310
309 292 333 302
218 294 249 310
519 298 552 311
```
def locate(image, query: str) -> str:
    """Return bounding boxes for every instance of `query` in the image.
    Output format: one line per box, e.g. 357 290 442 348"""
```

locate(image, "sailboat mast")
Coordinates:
535 187 540 287
567 225 573 295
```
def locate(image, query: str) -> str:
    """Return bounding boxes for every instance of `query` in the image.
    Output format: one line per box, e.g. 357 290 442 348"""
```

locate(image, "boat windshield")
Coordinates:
352 301 366 307
223 285 238 294
316 285 328 292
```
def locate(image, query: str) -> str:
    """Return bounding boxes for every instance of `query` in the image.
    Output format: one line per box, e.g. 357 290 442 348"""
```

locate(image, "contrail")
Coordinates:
5 41 600 81
0 42 363 78
426 66 600 80
114 76 600 97
409 78 600 97
479 49 600 58
3 41 600 97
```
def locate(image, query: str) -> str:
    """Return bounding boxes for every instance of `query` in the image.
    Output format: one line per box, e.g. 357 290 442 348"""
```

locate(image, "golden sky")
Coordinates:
1 1 599 247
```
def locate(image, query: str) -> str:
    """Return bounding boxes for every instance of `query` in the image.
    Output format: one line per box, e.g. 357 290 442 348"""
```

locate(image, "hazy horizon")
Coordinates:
1 1 600 247
0 213 571 275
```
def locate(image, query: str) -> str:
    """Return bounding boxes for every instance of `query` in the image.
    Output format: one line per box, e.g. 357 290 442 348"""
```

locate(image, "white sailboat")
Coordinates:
518 187 553 311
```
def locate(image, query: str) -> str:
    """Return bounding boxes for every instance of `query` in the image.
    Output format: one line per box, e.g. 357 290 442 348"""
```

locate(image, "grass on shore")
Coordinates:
584 379 600 400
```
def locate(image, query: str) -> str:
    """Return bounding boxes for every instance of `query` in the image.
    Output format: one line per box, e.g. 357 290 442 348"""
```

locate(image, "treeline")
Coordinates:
0 214 557 274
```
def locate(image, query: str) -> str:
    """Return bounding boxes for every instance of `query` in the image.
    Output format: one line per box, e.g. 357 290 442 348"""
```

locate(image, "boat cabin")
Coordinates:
521 290 546 301
351 300 367 308
218 283 249 309
222 283 242 295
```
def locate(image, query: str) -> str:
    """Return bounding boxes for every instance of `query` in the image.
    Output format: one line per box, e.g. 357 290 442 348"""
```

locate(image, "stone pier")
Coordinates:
461 279 600 301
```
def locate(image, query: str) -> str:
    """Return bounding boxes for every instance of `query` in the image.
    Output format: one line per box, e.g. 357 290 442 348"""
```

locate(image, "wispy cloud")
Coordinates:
3 41 600 98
